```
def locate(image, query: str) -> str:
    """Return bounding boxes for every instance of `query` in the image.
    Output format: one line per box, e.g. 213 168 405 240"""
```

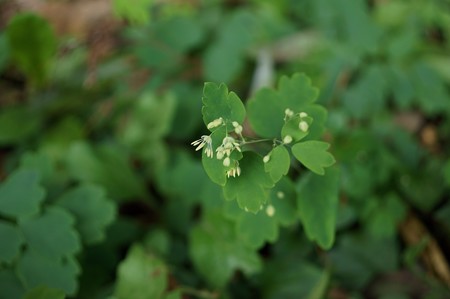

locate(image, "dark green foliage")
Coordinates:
1 1 449 298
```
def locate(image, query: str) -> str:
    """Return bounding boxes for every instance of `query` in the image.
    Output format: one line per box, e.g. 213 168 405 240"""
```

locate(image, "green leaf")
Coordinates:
40 117 85 160
329 232 399 289
164 290 182 299
155 16 205 52
236 209 278 249
270 177 298 227
0 221 24 264
17 249 80 296
19 207 81 259
6 13 57 86
247 73 319 138
260 258 326 299
202 82 246 131
296 167 340 249
364 193 407 237
113 0 153 24
201 126 228 186
411 62 449 114
0 107 42 145
0 169 45 218
169 83 203 140
342 65 388 119
203 10 254 83
0 270 25 299
223 152 274 213
66 142 146 201
22 286 65 299
228 177 297 249
114 244 168 299
189 210 261 288
292 141 335 175
119 92 176 146
157 150 209 204
264 145 290 183
57 185 116 245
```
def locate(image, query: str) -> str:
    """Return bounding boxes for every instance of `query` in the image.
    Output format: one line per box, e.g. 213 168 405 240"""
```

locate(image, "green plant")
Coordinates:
1 0 450 298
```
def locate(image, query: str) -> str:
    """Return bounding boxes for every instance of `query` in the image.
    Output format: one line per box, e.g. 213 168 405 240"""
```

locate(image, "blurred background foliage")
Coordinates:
0 0 449 298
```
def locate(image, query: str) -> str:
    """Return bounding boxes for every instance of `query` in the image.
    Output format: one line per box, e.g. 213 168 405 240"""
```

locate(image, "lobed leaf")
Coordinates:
19 207 81 259
6 13 57 86
270 177 298 227
189 210 261 288
297 167 340 249
57 185 116 245
66 142 146 201
264 145 290 183
114 244 168 299
17 250 80 296
247 73 319 138
202 82 246 131
0 270 25 299
236 210 278 249
292 141 335 175
0 221 24 264
223 152 274 213
0 169 45 218
225 177 298 249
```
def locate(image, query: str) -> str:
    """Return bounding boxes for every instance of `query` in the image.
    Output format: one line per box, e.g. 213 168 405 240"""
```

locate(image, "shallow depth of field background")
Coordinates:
0 0 449 299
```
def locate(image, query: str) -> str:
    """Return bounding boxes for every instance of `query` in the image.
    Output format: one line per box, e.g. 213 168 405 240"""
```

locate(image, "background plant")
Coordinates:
0 0 449 298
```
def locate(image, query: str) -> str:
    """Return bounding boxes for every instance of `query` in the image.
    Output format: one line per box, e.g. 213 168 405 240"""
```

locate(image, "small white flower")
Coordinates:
207 117 223 129
223 157 231 167
276 191 285 199
263 155 270 163
218 136 241 157
299 121 309 132
285 108 294 118
299 112 308 118
266 205 275 217
216 148 225 160
234 125 243 135
283 135 293 144
191 135 213 158
232 121 240 127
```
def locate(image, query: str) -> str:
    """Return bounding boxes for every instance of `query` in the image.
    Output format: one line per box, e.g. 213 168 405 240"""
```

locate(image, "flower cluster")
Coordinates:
216 136 242 177
191 118 244 178
216 136 241 159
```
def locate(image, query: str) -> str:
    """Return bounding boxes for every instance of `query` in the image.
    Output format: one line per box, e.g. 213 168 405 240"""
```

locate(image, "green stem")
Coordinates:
241 138 273 145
